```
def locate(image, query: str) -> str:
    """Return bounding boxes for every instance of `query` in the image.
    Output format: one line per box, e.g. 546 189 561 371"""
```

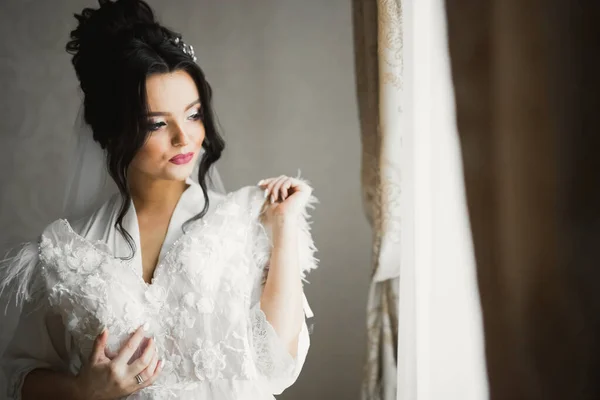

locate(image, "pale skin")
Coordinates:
21 70 310 400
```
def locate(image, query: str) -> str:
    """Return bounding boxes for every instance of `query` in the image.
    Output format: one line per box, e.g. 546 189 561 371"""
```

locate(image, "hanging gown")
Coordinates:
0 176 318 400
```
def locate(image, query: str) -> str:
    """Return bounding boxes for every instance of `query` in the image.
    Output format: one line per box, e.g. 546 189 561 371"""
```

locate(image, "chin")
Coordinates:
171 172 194 182
165 165 194 181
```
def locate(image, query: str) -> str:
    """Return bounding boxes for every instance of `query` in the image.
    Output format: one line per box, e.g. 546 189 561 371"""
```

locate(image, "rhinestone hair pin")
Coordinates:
171 36 197 62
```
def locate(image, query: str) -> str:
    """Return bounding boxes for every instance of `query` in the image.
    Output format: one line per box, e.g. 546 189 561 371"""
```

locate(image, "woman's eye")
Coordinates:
189 110 203 121
148 121 166 131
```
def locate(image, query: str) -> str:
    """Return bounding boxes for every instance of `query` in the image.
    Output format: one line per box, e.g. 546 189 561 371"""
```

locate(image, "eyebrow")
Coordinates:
146 99 201 117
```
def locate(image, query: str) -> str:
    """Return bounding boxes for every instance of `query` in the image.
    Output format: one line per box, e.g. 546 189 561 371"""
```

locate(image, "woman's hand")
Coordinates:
74 325 163 400
257 176 308 355
258 175 313 221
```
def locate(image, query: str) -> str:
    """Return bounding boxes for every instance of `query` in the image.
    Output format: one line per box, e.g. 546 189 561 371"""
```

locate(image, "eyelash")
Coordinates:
147 109 203 132
148 121 166 131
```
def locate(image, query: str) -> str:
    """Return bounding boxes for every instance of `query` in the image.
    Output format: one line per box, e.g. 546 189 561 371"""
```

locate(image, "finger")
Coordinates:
147 352 160 376
113 324 149 366
139 351 159 381
137 359 164 389
259 178 277 199
269 176 289 203
257 177 276 186
90 328 109 364
129 337 157 375
280 178 293 201
266 175 285 194
269 176 287 203
258 177 279 196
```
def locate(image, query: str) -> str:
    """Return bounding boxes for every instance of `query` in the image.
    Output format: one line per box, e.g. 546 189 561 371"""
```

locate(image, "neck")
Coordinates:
128 173 190 217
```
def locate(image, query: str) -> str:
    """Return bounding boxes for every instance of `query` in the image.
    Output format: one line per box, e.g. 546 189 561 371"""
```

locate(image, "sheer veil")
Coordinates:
61 106 118 221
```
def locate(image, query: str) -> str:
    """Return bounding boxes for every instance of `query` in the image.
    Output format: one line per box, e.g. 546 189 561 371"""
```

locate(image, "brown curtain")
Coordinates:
445 1 600 399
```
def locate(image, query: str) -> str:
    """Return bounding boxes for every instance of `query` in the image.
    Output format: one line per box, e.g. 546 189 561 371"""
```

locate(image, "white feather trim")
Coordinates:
0 239 43 309
252 175 319 284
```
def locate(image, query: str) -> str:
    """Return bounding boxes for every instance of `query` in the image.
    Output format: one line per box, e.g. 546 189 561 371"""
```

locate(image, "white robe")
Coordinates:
0 177 317 400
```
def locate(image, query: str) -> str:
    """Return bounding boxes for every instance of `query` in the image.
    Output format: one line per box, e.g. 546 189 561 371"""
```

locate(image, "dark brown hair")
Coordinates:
67 0 225 259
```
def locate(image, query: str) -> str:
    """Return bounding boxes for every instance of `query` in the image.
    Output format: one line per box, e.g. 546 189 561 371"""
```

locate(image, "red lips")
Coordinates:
169 152 194 165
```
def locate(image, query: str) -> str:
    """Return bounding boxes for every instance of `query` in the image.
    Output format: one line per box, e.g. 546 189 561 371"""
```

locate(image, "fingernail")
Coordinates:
270 195 275 204
142 322 150 331
264 189 269 198
258 180 264 185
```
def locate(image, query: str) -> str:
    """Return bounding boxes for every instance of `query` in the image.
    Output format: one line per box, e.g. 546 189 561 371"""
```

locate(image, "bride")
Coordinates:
0 0 317 399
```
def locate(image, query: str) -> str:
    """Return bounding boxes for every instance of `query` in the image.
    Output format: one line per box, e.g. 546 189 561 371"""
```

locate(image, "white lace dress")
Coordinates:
0 177 317 400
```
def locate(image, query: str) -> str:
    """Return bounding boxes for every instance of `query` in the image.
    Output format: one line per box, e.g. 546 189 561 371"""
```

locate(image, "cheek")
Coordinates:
131 136 169 167
192 124 206 146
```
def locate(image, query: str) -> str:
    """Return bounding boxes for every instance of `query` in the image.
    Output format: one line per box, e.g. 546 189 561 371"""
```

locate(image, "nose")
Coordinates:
172 124 190 147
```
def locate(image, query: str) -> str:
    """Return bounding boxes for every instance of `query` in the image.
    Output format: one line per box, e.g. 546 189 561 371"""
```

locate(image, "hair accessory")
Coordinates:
171 36 197 62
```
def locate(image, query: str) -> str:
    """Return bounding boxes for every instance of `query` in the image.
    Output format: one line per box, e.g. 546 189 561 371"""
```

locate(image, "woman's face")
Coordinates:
129 70 205 183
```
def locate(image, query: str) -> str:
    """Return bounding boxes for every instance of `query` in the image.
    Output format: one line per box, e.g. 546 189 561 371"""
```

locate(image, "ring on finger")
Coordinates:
135 373 145 385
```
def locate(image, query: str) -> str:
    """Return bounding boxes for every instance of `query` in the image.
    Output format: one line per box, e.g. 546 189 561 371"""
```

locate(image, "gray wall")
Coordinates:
0 1 371 399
